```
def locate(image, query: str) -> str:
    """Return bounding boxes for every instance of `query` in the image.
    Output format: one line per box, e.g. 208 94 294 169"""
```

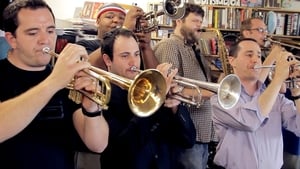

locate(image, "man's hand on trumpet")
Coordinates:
285 55 300 94
156 63 178 94
156 63 182 111
47 44 90 91
72 70 103 113
45 43 104 113
165 83 182 109
272 51 298 85
123 6 144 31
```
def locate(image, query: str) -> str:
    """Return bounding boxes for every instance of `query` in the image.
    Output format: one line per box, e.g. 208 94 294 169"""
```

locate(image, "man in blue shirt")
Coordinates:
210 38 300 169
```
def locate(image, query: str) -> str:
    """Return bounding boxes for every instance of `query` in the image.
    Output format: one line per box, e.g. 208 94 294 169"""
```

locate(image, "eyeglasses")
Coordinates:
248 28 268 34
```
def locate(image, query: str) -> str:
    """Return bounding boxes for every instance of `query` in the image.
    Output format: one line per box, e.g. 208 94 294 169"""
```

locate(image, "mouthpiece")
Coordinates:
254 64 275 69
197 29 204 32
130 66 140 72
42 47 51 54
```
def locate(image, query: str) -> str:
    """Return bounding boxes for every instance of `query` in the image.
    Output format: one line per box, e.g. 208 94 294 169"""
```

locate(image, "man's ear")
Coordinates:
242 30 250 38
103 54 112 70
228 56 236 68
5 32 16 49
175 19 182 25
96 17 101 26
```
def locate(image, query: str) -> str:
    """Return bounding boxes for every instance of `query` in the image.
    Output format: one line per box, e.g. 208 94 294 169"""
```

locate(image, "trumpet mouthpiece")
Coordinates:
253 65 260 69
130 66 140 72
42 47 51 54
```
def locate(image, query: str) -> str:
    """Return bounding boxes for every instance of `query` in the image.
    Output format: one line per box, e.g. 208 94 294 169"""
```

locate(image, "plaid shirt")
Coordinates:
153 34 217 143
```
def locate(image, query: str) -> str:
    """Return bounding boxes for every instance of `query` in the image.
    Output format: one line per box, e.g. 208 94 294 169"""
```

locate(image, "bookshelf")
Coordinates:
201 5 300 39
147 2 300 40
147 1 300 76
146 2 174 44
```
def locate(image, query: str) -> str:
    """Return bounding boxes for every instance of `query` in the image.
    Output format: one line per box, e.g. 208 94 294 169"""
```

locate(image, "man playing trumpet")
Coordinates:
240 17 284 83
0 0 109 168
99 28 196 169
210 38 300 169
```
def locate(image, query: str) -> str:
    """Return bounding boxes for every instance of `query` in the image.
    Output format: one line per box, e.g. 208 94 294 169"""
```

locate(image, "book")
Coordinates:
275 13 285 35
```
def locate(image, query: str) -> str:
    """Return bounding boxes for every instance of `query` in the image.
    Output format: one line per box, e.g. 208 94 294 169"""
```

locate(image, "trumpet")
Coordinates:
254 63 300 88
172 74 241 109
135 0 186 33
43 47 167 117
131 66 241 109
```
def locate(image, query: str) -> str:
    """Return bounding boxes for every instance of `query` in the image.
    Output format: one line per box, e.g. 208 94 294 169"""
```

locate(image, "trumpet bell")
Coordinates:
218 74 241 109
173 74 241 109
128 69 167 117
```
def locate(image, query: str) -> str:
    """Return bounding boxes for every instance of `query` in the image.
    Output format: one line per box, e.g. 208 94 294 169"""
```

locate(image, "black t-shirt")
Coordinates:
100 84 196 169
0 59 80 169
76 39 101 54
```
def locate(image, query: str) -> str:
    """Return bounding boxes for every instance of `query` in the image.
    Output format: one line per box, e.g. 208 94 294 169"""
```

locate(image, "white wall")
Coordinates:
45 0 151 20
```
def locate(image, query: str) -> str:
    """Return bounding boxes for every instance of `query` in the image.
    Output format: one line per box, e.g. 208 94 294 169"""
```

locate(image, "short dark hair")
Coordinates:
183 3 204 18
172 3 205 27
101 28 138 61
0 0 13 30
2 0 55 35
229 38 258 57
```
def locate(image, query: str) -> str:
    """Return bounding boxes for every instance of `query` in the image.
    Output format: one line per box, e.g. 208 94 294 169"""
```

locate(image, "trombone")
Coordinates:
264 37 300 60
131 66 241 109
265 37 300 50
43 47 167 117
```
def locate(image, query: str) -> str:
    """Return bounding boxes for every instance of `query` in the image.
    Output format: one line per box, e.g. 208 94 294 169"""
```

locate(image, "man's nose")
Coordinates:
112 16 122 23
38 32 50 44
252 56 260 63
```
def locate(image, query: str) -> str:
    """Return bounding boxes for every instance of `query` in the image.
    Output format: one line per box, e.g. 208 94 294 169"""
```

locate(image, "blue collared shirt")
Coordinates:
210 81 300 169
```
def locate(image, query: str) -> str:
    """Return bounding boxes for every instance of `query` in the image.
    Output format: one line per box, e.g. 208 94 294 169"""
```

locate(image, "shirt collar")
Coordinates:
170 34 197 47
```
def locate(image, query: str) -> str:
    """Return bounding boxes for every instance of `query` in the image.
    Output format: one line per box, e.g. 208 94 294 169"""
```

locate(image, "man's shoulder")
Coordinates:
76 39 100 53
0 58 8 70
159 36 182 44
77 39 100 46
154 36 182 50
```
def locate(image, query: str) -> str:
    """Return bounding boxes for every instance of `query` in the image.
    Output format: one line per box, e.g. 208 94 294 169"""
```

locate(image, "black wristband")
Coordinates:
81 106 102 117
292 95 300 101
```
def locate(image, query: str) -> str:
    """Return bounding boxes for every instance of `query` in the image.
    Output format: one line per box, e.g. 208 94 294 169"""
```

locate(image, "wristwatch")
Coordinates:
81 106 102 117
292 95 300 101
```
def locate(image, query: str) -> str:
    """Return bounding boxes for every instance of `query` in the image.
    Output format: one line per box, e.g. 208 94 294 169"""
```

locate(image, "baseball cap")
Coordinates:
97 3 126 19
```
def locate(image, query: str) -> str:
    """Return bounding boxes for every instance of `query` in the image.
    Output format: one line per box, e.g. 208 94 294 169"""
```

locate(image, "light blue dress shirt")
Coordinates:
210 81 300 169
0 31 10 60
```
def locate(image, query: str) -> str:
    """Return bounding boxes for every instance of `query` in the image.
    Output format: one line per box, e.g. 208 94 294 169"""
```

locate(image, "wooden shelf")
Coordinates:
252 7 300 13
